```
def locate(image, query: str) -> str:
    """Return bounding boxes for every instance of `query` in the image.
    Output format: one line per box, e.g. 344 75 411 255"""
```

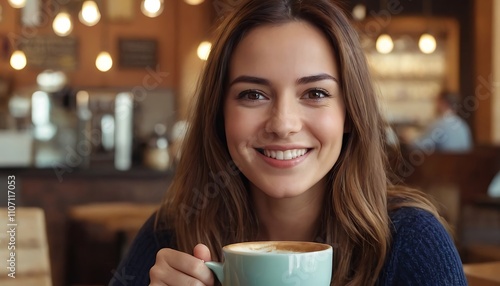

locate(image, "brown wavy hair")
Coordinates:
157 0 446 285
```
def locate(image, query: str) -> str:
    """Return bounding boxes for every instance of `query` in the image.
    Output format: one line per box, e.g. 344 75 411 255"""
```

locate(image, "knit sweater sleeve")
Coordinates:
378 207 467 286
108 213 174 286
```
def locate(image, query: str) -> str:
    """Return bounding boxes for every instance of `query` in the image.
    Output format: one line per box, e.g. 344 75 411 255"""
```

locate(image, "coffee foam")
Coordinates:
226 241 329 254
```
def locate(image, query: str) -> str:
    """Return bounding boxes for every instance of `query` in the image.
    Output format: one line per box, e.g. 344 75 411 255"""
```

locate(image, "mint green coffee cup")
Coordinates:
205 241 332 286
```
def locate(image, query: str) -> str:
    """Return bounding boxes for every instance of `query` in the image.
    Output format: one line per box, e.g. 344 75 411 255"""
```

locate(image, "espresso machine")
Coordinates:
76 89 134 170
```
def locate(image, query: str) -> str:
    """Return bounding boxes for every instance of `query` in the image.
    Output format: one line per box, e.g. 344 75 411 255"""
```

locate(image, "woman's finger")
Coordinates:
151 248 214 286
193 243 212 262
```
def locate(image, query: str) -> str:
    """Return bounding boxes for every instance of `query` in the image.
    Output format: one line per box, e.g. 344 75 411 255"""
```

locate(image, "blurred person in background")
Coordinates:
403 91 473 153
488 171 500 197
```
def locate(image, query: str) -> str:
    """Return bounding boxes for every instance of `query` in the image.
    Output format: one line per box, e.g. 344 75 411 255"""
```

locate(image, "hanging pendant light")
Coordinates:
197 41 212 61
352 3 366 21
10 50 27 70
141 0 164 18
374 0 393 54
418 33 437 54
419 0 437 54
376 34 394 54
184 0 205 5
96 51 113 72
53 11 73 36
79 0 101 26
8 0 26 8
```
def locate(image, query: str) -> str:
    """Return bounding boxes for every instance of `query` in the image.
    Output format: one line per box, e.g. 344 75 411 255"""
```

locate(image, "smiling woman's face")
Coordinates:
224 21 346 199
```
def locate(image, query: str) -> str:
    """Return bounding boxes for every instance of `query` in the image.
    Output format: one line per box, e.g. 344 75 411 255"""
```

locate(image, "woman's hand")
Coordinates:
149 243 215 286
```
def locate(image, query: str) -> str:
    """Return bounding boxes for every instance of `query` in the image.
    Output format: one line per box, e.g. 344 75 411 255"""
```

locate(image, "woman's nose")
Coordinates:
264 99 302 138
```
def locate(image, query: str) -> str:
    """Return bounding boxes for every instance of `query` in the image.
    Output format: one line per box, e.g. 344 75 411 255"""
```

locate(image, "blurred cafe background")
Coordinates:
0 0 499 285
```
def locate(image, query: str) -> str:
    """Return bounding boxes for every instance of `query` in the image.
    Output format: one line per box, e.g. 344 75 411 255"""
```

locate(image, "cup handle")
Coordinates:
205 261 224 284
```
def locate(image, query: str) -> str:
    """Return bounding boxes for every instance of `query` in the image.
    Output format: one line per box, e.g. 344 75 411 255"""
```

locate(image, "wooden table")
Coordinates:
0 208 52 286
69 202 159 239
463 261 500 286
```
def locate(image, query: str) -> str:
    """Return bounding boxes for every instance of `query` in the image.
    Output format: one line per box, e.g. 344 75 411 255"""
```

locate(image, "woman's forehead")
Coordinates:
227 21 338 81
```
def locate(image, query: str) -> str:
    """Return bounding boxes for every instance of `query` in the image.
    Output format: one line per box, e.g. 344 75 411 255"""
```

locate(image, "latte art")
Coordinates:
225 241 329 254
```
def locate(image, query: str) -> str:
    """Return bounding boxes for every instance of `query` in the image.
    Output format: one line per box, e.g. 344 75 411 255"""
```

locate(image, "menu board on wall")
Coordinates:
22 36 78 70
118 39 157 68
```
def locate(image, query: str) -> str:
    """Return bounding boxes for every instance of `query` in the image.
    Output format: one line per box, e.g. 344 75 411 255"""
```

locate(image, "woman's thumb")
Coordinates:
193 243 212 262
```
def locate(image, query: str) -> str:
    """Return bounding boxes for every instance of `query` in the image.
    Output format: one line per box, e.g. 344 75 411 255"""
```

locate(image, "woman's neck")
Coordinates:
251 182 326 241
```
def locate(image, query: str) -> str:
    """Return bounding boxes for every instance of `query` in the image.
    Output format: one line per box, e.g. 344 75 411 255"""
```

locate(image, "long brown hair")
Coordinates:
157 0 445 285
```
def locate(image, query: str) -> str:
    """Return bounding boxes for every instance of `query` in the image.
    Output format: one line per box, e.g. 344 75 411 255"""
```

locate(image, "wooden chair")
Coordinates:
0 207 52 286
398 146 500 262
66 202 158 285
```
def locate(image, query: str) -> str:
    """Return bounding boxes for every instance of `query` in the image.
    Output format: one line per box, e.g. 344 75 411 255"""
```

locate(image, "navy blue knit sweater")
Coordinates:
109 207 467 285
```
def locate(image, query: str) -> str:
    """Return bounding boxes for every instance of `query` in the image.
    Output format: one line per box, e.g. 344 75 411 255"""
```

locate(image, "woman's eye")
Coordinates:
238 90 266 100
303 89 330 99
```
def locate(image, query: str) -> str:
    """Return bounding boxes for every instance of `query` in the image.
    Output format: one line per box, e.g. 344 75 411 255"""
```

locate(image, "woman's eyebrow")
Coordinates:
229 73 339 87
229 75 270 87
296 73 339 85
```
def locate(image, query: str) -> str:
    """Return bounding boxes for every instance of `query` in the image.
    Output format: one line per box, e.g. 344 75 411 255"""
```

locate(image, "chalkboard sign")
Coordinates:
21 36 78 70
118 39 157 68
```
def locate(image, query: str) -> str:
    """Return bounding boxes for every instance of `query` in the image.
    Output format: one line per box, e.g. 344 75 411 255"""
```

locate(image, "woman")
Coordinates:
111 0 467 285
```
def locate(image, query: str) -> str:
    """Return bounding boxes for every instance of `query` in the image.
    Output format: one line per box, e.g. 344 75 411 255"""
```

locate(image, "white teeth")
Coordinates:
276 151 284 160
283 150 292 160
262 149 308 160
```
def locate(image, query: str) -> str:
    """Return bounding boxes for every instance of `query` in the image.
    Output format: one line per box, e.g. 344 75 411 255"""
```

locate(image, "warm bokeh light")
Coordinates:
141 0 164 18
419 33 437 54
79 0 101 26
352 4 366 21
37 70 67 92
184 0 205 5
96 51 113 72
53 12 73 36
197 41 212 61
10 50 27 70
376 34 394 54
8 0 26 8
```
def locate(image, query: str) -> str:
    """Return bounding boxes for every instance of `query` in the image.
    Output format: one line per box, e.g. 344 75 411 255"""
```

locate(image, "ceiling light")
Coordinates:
352 4 366 21
141 0 164 18
376 34 394 54
184 0 205 5
418 33 437 54
79 0 101 26
96 51 113 72
197 41 212 61
8 0 26 8
53 11 73 36
10 50 27 70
